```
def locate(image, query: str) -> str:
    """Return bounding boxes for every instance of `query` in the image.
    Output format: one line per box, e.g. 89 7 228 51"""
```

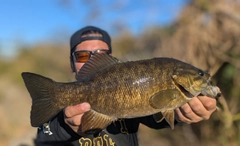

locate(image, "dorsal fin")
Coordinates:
76 54 121 81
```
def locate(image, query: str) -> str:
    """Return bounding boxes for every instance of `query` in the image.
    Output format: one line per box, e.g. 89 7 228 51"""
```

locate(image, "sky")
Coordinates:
0 0 187 57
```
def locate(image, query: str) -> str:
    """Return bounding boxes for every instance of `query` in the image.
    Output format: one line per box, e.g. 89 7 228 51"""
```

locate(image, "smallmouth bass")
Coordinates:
22 54 220 134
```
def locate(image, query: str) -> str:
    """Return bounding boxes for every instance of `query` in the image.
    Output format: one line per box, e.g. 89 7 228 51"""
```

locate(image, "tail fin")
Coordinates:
22 72 63 127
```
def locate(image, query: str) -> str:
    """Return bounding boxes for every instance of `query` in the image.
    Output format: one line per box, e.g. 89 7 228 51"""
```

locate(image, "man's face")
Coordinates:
73 40 109 74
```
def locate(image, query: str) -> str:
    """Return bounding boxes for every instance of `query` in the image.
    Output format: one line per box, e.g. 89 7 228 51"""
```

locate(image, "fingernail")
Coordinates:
82 103 90 110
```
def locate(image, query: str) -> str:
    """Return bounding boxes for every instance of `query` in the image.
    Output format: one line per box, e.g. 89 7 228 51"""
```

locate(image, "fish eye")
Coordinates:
198 70 204 76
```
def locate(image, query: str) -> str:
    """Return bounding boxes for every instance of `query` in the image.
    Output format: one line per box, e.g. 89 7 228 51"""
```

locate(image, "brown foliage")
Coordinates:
155 0 240 75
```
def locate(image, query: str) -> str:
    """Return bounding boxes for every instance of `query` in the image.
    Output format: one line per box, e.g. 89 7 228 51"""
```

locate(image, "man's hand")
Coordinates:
64 102 91 135
175 96 217 124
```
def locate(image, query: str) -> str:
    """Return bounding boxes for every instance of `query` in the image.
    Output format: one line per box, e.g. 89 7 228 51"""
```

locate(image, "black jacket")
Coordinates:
35 111 176 146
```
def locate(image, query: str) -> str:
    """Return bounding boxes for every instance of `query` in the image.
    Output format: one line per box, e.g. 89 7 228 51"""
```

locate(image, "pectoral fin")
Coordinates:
150 89 180 109
81 110 116 134
162 110 175 129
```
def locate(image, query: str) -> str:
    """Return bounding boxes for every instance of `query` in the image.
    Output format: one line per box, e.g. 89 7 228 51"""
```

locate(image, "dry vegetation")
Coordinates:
1 0 240 145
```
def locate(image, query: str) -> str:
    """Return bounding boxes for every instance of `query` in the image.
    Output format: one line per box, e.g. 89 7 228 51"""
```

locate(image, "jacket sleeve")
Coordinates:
34 110 81 145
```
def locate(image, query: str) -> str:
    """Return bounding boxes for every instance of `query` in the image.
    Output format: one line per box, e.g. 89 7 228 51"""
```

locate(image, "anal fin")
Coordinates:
81 110 116 134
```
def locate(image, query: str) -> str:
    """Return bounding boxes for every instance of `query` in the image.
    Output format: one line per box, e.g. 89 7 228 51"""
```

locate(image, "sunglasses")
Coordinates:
73 49 110 63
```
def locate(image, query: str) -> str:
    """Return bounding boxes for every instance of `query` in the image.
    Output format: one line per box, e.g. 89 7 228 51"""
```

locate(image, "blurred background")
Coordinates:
0 0 240 145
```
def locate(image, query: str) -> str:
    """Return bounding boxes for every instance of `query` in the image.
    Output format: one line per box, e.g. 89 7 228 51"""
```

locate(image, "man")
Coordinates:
35 26 217 146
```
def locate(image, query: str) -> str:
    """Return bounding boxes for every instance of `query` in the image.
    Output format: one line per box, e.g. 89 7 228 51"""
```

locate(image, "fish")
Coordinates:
21 54 220 134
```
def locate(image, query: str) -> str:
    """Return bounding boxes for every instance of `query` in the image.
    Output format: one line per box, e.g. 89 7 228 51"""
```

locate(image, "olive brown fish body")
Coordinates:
57 59 188 117
22 54 220 134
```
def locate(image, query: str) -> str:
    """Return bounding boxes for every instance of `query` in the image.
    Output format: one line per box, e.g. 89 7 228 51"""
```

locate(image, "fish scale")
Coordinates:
84 63 157 116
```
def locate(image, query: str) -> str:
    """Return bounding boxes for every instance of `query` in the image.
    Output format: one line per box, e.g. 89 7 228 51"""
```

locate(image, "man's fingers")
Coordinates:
187 97 209 118
197 96 217 111
177 103 203 123
175 96 217 124
64 102 91 118
175 108 192 124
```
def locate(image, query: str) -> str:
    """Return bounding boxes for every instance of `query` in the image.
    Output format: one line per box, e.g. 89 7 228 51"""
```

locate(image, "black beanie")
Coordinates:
70 26 112 55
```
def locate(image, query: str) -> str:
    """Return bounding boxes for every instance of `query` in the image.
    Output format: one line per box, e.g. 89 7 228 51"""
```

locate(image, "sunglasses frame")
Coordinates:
72 49 110 63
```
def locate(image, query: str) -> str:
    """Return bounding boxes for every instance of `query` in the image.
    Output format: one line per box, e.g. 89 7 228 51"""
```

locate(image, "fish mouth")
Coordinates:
173 81 195 99
173 78 221 99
